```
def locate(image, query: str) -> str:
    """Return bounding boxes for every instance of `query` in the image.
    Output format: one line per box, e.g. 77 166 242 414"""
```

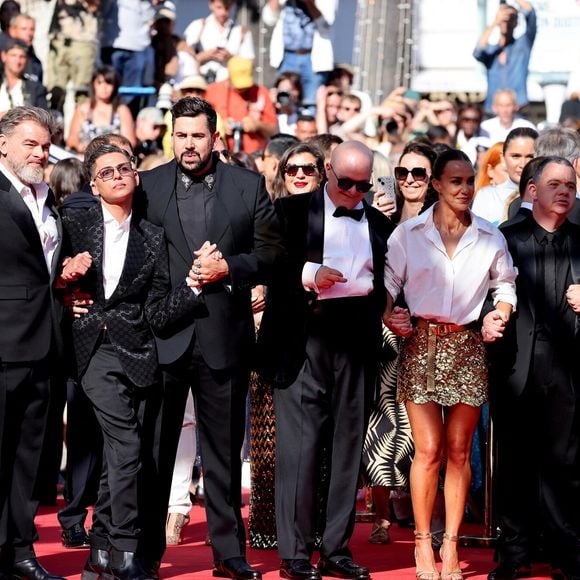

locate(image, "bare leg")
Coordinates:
406 401 445 577
440 403 481 578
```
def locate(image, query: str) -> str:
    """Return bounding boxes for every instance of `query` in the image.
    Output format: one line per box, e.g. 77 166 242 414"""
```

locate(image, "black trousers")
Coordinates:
57 379 102 531
0 359 51 564
274 298 376 561
141 340 249 563
494 336 580 572
82 344 148 553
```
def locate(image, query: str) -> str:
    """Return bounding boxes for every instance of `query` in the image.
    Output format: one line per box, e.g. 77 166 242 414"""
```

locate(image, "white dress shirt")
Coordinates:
0 162 59 272
385 204 517 325
302 188 374 300
102 205 131 300
480 116 536 146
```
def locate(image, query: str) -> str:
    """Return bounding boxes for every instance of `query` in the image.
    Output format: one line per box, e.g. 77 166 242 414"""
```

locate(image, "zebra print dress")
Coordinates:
363 325 414 488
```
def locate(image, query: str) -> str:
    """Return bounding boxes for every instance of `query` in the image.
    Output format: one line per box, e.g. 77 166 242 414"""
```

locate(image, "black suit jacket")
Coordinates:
62 204 203 387
495 215 580 396
139 158 283 369
257 188 395 387
0 171 62 362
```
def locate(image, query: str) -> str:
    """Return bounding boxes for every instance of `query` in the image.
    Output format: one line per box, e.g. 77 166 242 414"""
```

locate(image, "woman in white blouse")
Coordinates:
384 149 517 580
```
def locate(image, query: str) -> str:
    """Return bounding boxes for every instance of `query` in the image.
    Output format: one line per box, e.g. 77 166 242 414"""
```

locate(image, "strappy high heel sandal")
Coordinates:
414 531 440 580
439 533 463 580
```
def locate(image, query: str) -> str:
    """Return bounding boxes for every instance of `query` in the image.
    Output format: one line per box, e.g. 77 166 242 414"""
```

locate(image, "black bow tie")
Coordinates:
333 206 364 221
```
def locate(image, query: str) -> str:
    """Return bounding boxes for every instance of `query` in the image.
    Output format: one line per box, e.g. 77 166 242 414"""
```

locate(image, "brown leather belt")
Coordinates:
285 48 311 55
414 318 477 393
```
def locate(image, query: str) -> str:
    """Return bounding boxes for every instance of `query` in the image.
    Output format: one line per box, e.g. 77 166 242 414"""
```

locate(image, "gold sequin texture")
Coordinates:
396 327 488 407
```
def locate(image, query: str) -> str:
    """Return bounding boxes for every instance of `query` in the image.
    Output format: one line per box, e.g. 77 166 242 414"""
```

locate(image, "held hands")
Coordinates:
315 266 347 290
59 251 93 285
566 284 580 314
481 308 509 342
186 241 228 289
384 306 413 338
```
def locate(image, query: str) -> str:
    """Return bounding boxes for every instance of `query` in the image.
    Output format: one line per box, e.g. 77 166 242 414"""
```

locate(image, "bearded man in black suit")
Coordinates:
258 141 394 580
0 106 65 580
488 157 580 580
139 97 283 580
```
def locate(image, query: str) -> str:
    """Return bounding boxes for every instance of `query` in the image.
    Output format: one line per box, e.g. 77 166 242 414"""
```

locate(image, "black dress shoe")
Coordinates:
487 562 532 579
107 551 156 580
280 559 321 580
213 557 262 579
142 560 160 579
317 558 370 579
61 522 90 549
11 558 65 580
81 548 110 580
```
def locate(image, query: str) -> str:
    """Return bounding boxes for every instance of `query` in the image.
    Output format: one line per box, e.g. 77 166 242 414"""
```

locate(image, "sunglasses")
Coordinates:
329 165 373 193
394 166 429 182
460 116 481 123
284 163 318 177
94 161 134 182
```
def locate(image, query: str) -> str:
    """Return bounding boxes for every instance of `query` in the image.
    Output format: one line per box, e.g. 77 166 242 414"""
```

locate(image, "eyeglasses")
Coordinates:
459 116 481 123
94 161 134 181
394 166 429 182
329 165 373 193
284 163 318 177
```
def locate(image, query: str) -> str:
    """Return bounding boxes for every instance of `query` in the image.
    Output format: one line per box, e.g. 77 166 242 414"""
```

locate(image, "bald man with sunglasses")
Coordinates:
258 141 394 580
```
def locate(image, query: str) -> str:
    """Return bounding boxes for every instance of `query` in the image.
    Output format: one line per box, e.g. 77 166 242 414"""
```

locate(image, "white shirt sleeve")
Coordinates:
384 228 406 302
302 261 321 293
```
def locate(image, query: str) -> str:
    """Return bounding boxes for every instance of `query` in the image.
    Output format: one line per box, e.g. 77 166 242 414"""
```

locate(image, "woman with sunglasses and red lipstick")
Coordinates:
384 149 517 580
270 142 325 200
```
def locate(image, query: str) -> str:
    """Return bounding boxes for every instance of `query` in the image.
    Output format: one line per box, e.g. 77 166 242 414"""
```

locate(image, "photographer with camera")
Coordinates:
205 56 278 154
184 0 255 85
270 71 303 135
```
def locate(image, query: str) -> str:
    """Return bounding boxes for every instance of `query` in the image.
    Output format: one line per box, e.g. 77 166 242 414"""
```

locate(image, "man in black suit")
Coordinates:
139 97 283 580
0 106 65 580
489 157 580 580
259 141 393 580
63 143 206 580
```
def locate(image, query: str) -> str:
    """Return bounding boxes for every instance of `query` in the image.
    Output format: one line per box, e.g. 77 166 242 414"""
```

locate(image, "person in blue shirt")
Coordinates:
473 0 536 114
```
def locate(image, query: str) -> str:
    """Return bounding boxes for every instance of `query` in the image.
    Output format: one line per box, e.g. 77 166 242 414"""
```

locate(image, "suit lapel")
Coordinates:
208 162 235 246
364 201 389 290
306 188 325 264
84 205 106 303
0 183 46 263
47 189 63 282
513 222 537 322
155 162 192 265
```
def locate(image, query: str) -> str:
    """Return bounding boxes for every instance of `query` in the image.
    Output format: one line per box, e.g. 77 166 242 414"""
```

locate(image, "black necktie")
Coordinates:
333 206 364 221
543 233 558 319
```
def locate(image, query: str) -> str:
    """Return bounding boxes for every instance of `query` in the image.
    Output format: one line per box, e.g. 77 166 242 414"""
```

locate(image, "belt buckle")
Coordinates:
429 322 451 336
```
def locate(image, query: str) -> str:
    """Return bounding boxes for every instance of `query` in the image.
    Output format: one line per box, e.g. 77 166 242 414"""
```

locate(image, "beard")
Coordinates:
178 149 212 176
11 161 44 185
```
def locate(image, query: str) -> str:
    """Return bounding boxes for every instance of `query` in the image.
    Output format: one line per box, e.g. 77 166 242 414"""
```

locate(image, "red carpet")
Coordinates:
34 500 554 579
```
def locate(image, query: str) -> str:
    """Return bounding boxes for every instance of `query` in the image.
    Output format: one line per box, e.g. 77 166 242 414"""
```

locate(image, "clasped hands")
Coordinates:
481 308 509 343
186 240 228 289
383 306 414 338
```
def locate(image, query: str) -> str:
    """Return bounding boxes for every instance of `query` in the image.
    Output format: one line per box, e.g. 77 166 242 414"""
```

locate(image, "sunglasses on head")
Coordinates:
329 165 373 193
284 163 318 177
394 166 428 182
94 161 134 182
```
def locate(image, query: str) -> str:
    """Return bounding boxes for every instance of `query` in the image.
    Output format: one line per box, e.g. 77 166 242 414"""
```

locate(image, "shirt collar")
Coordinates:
101 203 131 231
408 202 497 236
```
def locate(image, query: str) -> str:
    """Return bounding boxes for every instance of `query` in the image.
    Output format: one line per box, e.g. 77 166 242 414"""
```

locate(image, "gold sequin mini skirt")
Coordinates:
396 321 488 407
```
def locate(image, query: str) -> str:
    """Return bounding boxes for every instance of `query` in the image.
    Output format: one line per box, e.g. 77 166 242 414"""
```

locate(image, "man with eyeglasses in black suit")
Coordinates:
258 141 394 580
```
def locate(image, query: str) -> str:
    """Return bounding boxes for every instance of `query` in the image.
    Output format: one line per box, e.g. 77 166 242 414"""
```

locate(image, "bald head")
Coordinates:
327 141 374 209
